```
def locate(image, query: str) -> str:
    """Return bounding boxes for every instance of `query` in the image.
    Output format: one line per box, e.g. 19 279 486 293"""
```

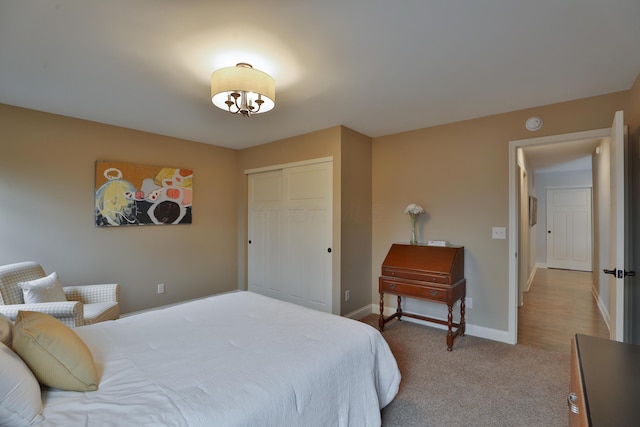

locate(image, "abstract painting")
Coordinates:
95 160 193 227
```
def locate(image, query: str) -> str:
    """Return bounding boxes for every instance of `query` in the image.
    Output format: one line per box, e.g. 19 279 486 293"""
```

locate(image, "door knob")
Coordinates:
604 268 634 279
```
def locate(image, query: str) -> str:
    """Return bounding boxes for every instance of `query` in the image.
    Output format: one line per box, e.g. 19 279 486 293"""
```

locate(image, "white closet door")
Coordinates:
248 170 283 300
282 162 333 312
248 161 333 312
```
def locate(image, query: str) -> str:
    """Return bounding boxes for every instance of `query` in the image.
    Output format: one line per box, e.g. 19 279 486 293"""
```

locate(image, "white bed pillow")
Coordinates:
18 272 67 303
0 342 44 427
0 313 12 347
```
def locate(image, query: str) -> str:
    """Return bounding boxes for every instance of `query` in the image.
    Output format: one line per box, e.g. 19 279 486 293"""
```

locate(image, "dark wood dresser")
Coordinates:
569 334 640 426
378 243 465 351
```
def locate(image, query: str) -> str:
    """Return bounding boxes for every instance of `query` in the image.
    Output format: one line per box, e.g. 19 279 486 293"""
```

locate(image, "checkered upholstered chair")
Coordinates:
0 261 120 328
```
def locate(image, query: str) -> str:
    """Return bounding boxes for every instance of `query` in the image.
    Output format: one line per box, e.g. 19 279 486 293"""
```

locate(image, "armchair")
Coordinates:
0 261 120 328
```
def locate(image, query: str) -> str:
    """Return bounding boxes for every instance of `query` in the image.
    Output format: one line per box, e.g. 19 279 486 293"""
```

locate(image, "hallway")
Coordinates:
517 267 610 354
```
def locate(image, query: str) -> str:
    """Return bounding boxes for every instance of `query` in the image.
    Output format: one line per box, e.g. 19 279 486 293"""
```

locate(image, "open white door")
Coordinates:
606 111 632 342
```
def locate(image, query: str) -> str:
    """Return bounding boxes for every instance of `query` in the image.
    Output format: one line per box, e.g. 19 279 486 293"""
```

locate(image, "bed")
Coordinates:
20 291 400 426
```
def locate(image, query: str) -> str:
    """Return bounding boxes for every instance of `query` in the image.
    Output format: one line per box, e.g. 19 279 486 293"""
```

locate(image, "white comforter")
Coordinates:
39 291 400 426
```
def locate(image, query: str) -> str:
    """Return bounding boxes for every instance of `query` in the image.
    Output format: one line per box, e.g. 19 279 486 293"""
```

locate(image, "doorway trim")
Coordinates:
507 128 611 344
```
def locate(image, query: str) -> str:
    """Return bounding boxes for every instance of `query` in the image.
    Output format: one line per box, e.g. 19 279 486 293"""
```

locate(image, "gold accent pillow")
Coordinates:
12 311 99 391
0 312 12 347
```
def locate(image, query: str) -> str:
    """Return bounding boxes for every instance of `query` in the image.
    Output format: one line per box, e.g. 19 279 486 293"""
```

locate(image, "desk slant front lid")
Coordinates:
381 244 464 285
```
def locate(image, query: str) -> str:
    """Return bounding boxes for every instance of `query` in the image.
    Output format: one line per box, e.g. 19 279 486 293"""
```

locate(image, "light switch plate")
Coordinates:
492 227 506 239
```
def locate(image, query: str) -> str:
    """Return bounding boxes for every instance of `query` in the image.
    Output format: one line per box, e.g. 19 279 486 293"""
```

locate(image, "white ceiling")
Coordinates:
1 1 639 150
522 137 603 171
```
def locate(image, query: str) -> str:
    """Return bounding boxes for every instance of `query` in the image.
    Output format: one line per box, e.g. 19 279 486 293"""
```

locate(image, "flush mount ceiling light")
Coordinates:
211 63 275 117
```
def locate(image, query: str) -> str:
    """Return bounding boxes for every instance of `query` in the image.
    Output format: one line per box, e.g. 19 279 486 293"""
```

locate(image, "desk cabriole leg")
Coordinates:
447 304 453 351
460 297 466 336
378 292 385 331
396 296 402 321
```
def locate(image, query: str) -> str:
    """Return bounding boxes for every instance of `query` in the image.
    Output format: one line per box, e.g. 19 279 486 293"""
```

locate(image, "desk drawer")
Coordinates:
380 278 448 302
382 267 449 284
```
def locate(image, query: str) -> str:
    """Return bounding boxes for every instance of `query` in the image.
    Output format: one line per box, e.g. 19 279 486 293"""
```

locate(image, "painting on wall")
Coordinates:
529 196 537 227
95 160 193 227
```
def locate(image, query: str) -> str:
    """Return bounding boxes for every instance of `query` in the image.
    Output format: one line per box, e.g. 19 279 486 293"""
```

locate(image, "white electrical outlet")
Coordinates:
492 227 506 239
345 290 350 301
157 283 165 294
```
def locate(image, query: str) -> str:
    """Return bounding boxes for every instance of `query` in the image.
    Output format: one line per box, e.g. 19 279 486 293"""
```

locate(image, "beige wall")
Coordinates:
237 125 373 316
2 71 639 330
237 126 343 311
630 73 640 138
372 91 630 332
340 127 372 315
0 104 239 314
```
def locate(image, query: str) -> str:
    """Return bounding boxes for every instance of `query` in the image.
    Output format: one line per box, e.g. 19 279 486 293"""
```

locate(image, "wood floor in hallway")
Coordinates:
517 267 610 354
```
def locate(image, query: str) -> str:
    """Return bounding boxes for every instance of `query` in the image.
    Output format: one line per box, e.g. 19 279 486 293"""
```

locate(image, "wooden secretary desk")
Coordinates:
378 243 465 351
569 334 640 426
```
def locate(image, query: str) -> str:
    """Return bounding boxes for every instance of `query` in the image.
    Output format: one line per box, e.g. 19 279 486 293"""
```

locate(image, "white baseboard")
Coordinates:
372 304 513 345
344 304 375 320
592 286 611 332
525 264 540 292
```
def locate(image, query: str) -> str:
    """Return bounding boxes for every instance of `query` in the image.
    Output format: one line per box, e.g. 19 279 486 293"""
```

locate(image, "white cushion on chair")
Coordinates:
18 272 67 304
83 302 120 325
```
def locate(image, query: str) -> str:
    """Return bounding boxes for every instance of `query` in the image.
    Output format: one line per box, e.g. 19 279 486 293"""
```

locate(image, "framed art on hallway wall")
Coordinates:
529 196 537 227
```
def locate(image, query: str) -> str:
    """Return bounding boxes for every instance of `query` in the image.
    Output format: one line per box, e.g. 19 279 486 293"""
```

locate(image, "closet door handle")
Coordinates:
327 248 332 253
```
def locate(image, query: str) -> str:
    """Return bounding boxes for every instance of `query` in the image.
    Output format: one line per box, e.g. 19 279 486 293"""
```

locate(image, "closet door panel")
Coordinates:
248 160 333 312
248 171 283 299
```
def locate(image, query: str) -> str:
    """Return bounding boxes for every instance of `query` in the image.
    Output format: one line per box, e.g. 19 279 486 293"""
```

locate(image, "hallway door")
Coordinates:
546 187 592 271
606 111 632 342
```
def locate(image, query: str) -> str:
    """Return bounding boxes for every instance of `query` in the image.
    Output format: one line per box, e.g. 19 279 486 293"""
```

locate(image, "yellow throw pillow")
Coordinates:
12 311 99 391
0 312 12 347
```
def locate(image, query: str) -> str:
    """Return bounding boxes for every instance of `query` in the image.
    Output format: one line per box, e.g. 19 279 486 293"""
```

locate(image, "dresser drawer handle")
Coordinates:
567 392 579 414
389 284 396 289
429 290 439 296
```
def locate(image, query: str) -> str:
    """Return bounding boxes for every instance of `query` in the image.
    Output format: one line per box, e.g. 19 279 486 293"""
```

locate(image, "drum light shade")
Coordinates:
211 63 275 116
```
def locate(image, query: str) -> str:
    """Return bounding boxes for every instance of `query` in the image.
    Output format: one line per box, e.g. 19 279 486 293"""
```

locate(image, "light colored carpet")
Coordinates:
360 315 569 427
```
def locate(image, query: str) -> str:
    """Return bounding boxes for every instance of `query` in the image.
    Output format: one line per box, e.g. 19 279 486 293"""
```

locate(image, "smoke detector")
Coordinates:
525 116 543 131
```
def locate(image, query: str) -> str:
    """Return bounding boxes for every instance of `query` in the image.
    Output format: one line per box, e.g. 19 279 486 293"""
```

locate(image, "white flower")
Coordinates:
404 203 424 216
